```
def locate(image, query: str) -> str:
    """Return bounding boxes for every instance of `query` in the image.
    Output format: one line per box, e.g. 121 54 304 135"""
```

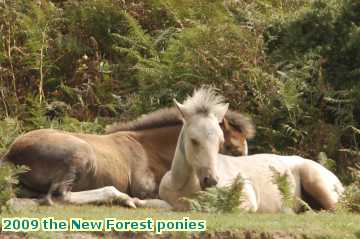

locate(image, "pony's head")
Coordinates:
220 119 246 156
219 111 255 156
174 87 228 190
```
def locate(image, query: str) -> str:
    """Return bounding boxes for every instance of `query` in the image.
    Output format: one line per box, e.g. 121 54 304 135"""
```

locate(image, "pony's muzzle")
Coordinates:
198 168 218 189
202 175 218 189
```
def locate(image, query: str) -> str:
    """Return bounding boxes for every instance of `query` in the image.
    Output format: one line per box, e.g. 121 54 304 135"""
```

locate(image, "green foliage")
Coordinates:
0 118 22 155
64 0 153 58
0 163 28 213
137 21 277 116
338 167 360 213
183 174 244 213
270 166 295 212
262 0 360 181
265 0 360 110
318 152 337 172
0 0 360 212
121 0 178 36
270 166 312 213
51 117 104 134
339 183 360 213
19 1 60 103
0 0 158 120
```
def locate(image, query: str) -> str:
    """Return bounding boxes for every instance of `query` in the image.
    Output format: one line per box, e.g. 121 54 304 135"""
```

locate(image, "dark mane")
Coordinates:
105 107 255 139
225 111 255 139
105 107 182 133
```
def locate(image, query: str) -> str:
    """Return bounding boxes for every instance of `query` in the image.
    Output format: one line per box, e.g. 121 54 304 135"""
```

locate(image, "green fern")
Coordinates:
270 166 313 213
183 174 244 213
0 163 28 213
270 166 295 212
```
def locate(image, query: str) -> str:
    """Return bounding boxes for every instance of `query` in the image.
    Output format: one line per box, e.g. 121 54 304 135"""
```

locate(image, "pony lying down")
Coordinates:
1 96 253 208
159 87 344 213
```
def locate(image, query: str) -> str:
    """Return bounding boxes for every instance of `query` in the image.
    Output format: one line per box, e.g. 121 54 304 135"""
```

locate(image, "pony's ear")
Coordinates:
173 98 190 120
215 103 229 123
220 117 231 132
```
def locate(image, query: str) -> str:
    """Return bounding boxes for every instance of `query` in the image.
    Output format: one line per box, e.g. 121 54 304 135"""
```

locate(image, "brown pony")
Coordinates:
1 107 254 207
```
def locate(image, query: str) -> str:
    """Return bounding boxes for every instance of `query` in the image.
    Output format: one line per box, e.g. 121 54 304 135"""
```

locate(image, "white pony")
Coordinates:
159 87 344 212
159 87 228 210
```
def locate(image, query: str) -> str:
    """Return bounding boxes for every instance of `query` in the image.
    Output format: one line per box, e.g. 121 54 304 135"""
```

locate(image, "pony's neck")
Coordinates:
170 128 196 190
109 125 181 183
131 125 180 162
110 126 180 158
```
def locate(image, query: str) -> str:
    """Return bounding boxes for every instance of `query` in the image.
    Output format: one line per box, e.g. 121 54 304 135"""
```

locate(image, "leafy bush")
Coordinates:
0 118 22 155
339 183 360 213
0 164 28 213
183 175 244 213
1 0 360 209
263 0 360 181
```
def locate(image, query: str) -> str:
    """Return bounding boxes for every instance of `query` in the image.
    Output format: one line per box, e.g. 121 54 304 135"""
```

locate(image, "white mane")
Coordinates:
183 86 228 117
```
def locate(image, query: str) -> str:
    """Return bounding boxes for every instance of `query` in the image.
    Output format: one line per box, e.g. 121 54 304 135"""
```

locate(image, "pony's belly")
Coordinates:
72 172 129 193
72 154 131 193
218 154 298 213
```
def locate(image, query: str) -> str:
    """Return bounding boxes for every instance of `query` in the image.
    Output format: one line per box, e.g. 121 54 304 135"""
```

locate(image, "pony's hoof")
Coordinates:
124 199 137 208
39 197 54 206
133 198 146 207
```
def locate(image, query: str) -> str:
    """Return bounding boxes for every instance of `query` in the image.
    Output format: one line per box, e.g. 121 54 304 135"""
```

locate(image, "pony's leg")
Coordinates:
300 159 344 210
40 166 78 206
239 181 258 212
41 182 60 205
128 147 158 199
130 166 157 199
62 186 145 208
39 165 146 208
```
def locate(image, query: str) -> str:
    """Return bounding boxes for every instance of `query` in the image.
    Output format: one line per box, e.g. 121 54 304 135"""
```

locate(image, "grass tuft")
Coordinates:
338 168 360 213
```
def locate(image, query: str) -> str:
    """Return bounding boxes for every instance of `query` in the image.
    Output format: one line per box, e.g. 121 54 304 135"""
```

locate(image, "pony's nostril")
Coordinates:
203 176 217 187
204 176 210 185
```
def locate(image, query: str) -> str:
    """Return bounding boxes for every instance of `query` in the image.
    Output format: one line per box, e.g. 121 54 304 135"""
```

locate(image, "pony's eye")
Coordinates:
191 138 199 146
